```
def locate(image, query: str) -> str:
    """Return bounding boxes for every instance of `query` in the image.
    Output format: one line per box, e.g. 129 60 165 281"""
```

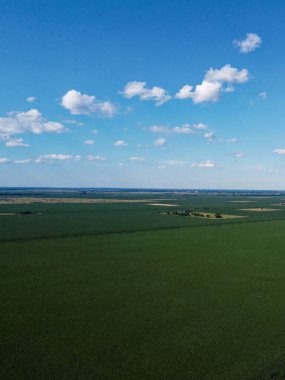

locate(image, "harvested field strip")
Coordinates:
0 197 170 205
148 203 179 207
239 208 280 212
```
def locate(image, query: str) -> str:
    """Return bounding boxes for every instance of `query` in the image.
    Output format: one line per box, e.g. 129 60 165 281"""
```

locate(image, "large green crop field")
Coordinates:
1 190 285 379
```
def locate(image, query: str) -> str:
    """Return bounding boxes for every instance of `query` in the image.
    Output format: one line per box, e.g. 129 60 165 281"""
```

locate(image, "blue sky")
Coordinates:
0 0 285 189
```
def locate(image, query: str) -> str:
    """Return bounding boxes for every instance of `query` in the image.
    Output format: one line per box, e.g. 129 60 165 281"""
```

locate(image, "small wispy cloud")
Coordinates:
258 91 267 99
5 138 30 147
227 138 238 143
233 33 262 53
154 137 166 146
35 154 81 164
26 96 36 103
14 159 32 164
273 148 285 155
204 132 215 142
84 140 94 145
191 160 215 168
88 155 106 161
129 156 145 161
115 140 128 147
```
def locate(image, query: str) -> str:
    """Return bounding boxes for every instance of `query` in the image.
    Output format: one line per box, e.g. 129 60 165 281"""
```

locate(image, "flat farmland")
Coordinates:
1 192 285 379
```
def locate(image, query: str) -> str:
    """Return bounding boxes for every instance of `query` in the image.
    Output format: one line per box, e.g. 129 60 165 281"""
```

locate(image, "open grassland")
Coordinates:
1 192 285 379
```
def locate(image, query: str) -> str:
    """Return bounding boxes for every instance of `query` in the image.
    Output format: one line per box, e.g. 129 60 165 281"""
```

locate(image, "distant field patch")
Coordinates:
0 213 16 216
148 203 179 207
239 208 280 212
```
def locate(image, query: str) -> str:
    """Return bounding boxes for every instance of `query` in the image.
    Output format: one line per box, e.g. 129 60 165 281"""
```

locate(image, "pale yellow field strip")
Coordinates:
0 213 17 216
0 197 170 205
192 212 246 219
238 208 281 212
148 203 179 207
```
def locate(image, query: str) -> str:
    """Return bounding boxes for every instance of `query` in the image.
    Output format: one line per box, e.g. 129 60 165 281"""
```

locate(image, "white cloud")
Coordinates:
204 131 215 141
122 81 171 106
175 85 193 100
273 149 285 155
26 96 36 103
88 155 106 161
259 91 267 99
148 125 170 133
5 138 30 147
154 137 166 146
14 159 32 164
63 119 84 126
115 140 128 147
175 64 249 104
176 81 221 103
173 124 193 134
235 153 246 158
61 89 116 117
0 157 9 164
234 33 262 53
35 154 81 164
129 156 145 161
84 140 94 145
227 138 238 143
191 160 215 168
205 65 249 84
0 109 65 139
193 123 208 130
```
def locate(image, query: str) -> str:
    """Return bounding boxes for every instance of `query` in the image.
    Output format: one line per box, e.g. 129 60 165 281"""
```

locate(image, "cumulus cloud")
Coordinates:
129 156 145 161
235 153 246 158
26 96 36 103
115 140 128 147
0 109 65 140
35 154 81 164
175 64 249 104
84 140 94 145
5 138 30 147
88 155 106 161
233 33 262 53
121 81 171 106
61 89 116 117
0 157 9 164
205 65 249 84
273 149 285 155
154 137 166 146
191 160 215 168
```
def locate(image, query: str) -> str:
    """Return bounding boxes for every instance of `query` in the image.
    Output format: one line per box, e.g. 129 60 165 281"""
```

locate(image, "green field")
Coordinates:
1 191 285 379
